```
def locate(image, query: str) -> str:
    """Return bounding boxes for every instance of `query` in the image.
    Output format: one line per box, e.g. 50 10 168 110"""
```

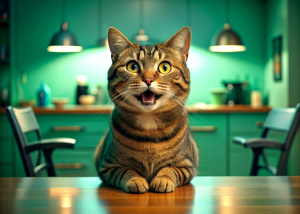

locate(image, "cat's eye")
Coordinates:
158 62 171 74
127 61 140 73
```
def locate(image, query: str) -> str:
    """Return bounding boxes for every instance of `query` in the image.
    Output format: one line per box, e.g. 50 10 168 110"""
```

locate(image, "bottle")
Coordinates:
37 81 51 107
93 85 105 105
76 75 88 104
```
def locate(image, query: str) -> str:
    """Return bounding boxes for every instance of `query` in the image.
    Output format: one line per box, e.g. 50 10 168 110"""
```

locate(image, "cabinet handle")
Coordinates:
255 121 264 127
52 126 84 132
54 163 85 169
189 126 216 132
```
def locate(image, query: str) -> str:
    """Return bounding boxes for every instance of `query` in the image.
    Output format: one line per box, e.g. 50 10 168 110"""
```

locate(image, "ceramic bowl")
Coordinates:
79 95 95 105
52 98 69 108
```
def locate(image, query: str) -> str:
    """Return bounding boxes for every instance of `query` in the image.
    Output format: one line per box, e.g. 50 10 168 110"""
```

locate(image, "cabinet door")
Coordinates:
36 114 110 148
229 113 268 176
189 114 227 176
53 149 98 177
0 115 13 177
14 114 111 177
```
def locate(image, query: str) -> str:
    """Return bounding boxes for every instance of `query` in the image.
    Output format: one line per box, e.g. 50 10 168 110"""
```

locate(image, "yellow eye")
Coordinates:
127 62 139 73
158 62 171 74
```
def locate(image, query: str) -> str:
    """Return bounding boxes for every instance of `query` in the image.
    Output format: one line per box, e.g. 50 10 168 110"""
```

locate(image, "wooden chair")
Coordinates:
6 106 76 177
233 103 300 176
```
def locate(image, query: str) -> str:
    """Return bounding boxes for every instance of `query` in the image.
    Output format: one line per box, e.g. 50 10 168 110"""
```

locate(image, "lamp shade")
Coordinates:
209 23 246 52
47 22 82 52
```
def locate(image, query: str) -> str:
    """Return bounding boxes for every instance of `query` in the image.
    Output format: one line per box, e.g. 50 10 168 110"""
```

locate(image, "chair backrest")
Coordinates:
6 106 42 176
262 107 297 132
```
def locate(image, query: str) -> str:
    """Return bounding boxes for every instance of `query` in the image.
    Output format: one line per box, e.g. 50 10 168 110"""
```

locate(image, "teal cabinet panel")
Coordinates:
52 149 98 177
189 114 227 176
36 114 110 148
13 114 110 177
0 115 13 177
228 113 267 176
43 132 103 148
36 115 111 133
229 113 267 132
230 152 253 176
0 137 13 164
0 166 13 177
0 115 12 138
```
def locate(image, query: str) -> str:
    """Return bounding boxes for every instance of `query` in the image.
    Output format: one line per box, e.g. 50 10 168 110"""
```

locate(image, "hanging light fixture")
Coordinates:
47 0 82 52
209 0 246 52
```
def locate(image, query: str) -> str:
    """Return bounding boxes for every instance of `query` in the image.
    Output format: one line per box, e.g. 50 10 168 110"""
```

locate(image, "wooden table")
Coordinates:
0 176 299 214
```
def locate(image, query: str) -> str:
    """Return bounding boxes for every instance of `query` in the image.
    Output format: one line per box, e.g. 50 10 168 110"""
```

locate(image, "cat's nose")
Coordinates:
143 77 154 86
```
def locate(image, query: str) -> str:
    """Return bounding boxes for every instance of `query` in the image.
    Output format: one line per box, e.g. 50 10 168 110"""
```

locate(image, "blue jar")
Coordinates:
37 81 51 107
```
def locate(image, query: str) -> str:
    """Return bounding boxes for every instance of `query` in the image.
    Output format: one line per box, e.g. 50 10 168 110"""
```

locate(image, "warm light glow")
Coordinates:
47 45 83 52
209 45 246 52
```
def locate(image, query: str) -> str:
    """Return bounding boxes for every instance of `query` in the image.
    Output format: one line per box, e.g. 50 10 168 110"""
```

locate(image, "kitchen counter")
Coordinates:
0 104 271 114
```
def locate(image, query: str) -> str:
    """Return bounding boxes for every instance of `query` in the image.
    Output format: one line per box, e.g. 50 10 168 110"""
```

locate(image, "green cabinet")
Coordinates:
2 110 299 177
189 114 227 176
0 115 13 176
228 113 268 176
14 114 110 177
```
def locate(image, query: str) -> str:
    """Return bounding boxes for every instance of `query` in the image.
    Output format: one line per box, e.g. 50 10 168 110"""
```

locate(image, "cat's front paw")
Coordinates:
150 176 176 193
123 177 149 194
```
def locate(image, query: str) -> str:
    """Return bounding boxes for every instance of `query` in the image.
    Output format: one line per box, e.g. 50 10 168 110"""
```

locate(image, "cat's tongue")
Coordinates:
141 91 156 105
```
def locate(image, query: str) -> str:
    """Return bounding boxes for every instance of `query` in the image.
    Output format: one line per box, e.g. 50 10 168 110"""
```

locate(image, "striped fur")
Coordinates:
95 27 198 193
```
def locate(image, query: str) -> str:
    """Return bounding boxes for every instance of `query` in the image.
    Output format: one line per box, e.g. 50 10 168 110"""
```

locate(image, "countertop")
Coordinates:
0 176 299 214
0 104 271 114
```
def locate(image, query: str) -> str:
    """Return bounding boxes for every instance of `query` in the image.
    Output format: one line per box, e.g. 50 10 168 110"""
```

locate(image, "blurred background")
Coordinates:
0 0 299 178
0 0 299 107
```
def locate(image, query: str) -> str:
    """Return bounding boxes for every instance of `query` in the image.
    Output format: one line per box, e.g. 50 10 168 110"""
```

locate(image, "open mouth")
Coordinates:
135 90 161 105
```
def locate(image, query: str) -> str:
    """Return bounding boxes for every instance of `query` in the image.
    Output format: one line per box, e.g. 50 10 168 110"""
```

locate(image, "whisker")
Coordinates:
165 90 208 124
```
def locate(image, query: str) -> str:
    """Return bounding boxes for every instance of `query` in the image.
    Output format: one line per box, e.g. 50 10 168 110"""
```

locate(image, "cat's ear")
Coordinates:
108 27 134 55
163 26 191 61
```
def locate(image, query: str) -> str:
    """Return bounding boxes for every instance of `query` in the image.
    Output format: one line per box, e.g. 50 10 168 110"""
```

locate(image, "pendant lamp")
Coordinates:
209 0 246 52
47 0 82 52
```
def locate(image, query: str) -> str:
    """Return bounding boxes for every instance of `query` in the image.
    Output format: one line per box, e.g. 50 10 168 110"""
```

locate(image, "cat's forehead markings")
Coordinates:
138 49 145 60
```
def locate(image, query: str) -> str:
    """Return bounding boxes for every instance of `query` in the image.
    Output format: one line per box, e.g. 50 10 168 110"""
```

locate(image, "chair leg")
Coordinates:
250 148 262 176
43 149 57 177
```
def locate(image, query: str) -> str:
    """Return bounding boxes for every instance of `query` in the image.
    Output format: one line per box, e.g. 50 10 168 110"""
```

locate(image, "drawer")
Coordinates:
36 114 111 133
229 113 267 132
189 114 227 176
52 149 98 177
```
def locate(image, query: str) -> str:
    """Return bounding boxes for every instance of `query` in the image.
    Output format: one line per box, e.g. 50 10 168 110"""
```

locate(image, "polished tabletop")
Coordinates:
0 176 299 214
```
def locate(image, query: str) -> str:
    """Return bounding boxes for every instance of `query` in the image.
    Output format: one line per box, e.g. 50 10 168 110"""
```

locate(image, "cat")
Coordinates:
95 26 198 193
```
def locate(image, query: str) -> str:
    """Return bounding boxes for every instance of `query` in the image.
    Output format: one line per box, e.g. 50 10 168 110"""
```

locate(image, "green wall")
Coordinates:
264 0 300 108
264 0 288 107
9 0 266 106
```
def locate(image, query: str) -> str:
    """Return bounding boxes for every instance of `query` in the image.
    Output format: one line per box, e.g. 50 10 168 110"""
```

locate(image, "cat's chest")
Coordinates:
135 114 159 130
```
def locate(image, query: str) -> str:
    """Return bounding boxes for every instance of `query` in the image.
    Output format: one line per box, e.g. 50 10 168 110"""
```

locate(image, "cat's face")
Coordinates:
107 27 191 113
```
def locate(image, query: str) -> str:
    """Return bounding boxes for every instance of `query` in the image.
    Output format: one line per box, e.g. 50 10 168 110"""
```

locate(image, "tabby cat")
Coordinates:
95 26 198 193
